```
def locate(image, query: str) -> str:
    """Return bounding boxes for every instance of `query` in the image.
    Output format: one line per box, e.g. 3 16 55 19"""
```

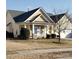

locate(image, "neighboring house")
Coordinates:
6 7 72 39
49 13 72 38
6 10 25 37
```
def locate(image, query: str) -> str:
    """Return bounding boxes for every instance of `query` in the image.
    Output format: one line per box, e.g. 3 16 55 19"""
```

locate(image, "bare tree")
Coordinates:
53 9 71 43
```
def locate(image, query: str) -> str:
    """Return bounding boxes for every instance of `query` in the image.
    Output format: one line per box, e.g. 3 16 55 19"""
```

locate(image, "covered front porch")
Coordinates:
20 23 53 39
19 21 54 39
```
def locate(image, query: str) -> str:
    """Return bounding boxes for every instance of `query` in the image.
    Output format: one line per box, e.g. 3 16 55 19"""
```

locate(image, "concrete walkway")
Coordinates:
8 48 72 55
7 48 72 59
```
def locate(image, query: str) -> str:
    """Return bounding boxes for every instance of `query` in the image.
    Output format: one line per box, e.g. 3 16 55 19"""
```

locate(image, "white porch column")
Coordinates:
44 25 47 38
32 24 35 38
33 24 34 34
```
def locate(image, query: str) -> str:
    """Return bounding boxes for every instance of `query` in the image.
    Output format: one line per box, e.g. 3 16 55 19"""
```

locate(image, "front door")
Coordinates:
34 25 45 38
34 26 41 38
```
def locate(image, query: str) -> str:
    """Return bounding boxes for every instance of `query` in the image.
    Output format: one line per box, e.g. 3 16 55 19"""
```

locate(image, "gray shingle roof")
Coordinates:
7 10 25 18
49 13 65 23
13 8 39 22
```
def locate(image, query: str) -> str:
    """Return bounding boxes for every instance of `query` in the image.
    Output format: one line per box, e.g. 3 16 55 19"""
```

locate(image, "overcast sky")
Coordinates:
7 0 72 14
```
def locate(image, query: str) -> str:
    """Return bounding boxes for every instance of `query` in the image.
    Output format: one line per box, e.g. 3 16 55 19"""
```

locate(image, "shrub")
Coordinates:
46 34 51 39
6 31 14 38
20 28 30 39
51 34 56 38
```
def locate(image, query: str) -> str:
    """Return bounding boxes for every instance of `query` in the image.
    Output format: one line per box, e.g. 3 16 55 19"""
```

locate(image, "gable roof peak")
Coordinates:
49 13 66 23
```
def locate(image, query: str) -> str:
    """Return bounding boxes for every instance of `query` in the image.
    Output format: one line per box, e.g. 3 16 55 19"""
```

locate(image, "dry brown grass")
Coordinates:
6 38 72 52
6 39 72 59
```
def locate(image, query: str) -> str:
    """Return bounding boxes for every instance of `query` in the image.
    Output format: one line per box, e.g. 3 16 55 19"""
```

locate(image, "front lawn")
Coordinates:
7 38 72 51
